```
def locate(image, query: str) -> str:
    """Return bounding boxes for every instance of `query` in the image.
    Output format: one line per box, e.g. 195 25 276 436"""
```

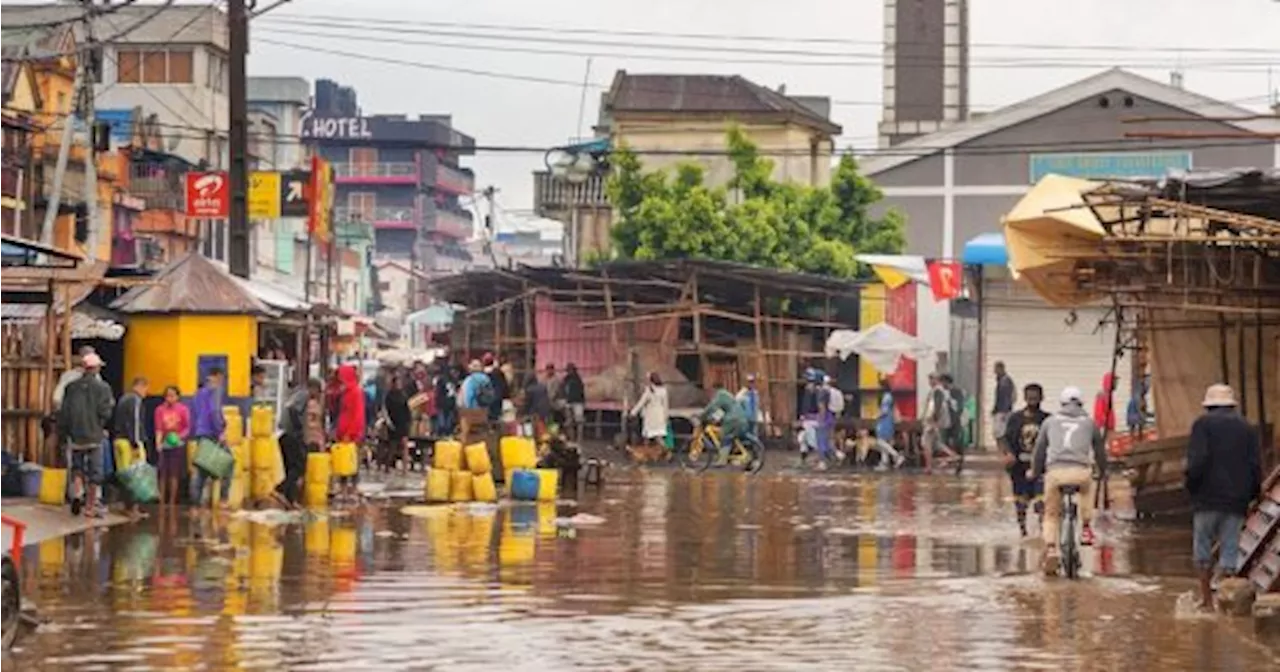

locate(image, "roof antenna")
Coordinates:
575 57 593 142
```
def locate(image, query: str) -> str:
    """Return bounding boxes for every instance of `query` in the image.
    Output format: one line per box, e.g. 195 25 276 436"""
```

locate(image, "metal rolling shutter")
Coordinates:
980 283 1131 448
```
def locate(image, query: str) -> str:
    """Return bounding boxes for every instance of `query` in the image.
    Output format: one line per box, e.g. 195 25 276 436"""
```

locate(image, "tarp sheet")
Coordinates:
824 323 934 374
1002 174 1106 307
1148 309 1279 445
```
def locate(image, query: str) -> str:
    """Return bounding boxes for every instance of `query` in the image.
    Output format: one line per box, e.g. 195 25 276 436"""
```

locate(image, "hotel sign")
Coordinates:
300 111 374 140
1028 151 1191 183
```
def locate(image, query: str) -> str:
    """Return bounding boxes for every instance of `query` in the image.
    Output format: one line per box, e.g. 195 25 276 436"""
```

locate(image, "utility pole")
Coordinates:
81 3 99 257
226 0 250 277
479 185 499 268
39 8 88 246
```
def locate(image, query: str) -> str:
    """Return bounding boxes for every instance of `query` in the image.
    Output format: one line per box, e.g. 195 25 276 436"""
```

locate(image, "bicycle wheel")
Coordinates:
680 434 714 472
1061 500 1080 579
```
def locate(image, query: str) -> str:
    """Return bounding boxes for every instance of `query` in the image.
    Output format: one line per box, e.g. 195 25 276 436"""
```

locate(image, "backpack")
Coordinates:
826 387 845 415
948 388 965 427
476 374 497 408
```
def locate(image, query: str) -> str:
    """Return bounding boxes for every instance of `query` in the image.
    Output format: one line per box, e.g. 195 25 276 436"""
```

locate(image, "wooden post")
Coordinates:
523 286 535 377
602 270 619 354
61 285 72 370
754 284 771 434
43 280 55 414
1237 313 1248 417
693 272 709 387
1217 313 1230 383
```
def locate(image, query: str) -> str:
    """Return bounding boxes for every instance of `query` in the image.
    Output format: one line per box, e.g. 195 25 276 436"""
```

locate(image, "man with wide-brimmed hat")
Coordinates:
1185 383 1263 610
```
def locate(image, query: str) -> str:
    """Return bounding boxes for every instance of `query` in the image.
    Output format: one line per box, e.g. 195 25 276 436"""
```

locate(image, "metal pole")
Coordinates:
40 33 85 246
82 5 99 257
226 0 250 277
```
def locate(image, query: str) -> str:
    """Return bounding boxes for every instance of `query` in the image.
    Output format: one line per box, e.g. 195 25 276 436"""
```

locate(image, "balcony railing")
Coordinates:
332 162 419 183
533 170 609 212
434 162 474 195
432 206 473 239
128 176 185 211
1 165 21 199
334 205 419 229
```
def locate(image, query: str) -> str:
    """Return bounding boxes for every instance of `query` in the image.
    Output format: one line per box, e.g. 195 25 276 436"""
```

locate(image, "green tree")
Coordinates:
605 127 905 278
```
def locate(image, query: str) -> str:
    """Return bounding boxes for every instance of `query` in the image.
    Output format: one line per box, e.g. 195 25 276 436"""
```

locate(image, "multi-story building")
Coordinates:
302 79 476 311
4 3 230 167
534 71 842 265
2 60 39 239
2 22 119 261
247 76 310 296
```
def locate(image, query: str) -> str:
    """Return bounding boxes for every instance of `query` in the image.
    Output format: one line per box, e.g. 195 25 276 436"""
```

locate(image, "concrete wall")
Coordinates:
613 119 834 188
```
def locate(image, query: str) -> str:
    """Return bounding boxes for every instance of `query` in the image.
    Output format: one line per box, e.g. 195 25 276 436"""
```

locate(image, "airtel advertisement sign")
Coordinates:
185 171 230 218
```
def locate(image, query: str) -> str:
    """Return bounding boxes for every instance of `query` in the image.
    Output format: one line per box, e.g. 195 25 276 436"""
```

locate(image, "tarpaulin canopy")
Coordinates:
961 232 1009 266
854 254 930 289
1002 173 1106 307
824 323 935 374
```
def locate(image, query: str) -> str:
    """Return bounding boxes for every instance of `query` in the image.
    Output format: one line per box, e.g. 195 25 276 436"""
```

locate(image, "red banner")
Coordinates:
308 156 332 242
184 171 229 218
926 260 963 301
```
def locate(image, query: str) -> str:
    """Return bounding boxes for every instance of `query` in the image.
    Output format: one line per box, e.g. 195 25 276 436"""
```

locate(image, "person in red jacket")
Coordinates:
1093 372 1117 434
332 363 366 500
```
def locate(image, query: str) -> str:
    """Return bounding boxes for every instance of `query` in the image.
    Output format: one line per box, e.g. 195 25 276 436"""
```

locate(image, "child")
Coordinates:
153 386 190 508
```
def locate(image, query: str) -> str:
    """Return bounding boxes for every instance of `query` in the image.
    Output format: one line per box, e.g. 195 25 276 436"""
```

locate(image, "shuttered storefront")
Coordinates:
980 277 1131 448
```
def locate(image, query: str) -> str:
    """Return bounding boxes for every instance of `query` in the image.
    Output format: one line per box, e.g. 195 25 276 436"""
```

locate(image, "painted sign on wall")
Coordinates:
1028 151 1191 183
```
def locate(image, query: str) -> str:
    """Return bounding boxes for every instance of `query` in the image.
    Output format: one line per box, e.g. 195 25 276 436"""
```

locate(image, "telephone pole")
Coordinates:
226 0 250 277
39 5 89 247
81 5 99 256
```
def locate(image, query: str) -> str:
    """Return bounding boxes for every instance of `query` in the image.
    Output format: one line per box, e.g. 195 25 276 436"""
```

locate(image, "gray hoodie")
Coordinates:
1031 402 1107 478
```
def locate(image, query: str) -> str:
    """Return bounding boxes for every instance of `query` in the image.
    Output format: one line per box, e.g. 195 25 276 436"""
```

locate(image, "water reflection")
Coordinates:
11 471 1278 670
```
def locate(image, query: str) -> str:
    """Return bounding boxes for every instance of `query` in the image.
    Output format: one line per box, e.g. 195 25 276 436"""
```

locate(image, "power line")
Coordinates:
253 25 1280 73
2 0 178 54
253 36 1278 115
1 0 139 31
258 13 1280 56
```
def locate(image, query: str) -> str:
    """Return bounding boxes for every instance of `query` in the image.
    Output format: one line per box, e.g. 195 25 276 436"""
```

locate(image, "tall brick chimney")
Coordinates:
879 0 970 147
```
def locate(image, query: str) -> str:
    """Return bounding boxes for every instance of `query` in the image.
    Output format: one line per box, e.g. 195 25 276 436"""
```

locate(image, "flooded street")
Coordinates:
11 470 1279 671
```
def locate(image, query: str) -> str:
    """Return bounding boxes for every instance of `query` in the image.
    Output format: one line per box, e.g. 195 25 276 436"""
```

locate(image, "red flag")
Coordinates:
927 260 963 301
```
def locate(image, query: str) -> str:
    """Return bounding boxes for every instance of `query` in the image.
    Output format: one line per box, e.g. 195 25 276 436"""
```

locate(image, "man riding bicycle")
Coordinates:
700 380 750 466
1029 386 1108 574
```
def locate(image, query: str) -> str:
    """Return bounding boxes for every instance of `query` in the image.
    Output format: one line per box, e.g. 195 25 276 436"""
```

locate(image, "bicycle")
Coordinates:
1057 484 1083 579
682 421 766 474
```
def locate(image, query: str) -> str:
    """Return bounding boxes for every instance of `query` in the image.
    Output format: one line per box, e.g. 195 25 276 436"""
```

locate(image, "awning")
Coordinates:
853 254 930 288
961 232 1009 266
1002 174 1106 307
824 324 935 374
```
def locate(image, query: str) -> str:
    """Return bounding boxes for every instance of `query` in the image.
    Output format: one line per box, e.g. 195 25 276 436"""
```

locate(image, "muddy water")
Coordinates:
10 471 1279 671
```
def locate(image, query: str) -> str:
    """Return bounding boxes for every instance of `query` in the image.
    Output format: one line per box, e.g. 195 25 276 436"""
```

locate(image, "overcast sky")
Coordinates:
42 0 1280 229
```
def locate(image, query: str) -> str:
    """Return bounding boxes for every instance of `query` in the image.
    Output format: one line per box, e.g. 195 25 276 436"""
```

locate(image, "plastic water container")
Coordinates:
20 465 42 498
303 481 329 507
39 468 67 505
509 469 541 501
464 442 492 475
305 452 332 485
251 437 277 472
472 472 498 502
425 468 451 502
331 442 359 477
500 437 537 471
223 406 244 445
533 469 559 501
450 470 473 502
231 441 251 476
250 467 279 501
434 440 464 471
250 404 275 438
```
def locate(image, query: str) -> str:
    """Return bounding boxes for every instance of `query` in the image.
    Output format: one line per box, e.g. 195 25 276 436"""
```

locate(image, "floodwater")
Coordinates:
9 470 1279 671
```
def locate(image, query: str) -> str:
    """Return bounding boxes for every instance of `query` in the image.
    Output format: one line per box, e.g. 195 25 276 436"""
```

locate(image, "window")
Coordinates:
117 50 140 83
347 192 376 221
142 51 166 83
207 53 227 92
116 48 195 84
378 281 391 292
168 49 193 84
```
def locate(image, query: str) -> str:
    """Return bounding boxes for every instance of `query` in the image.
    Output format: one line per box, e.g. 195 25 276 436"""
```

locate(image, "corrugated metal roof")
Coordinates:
1 5 227 50
0 303 45 324
234 276 310 313
111 253 271 315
